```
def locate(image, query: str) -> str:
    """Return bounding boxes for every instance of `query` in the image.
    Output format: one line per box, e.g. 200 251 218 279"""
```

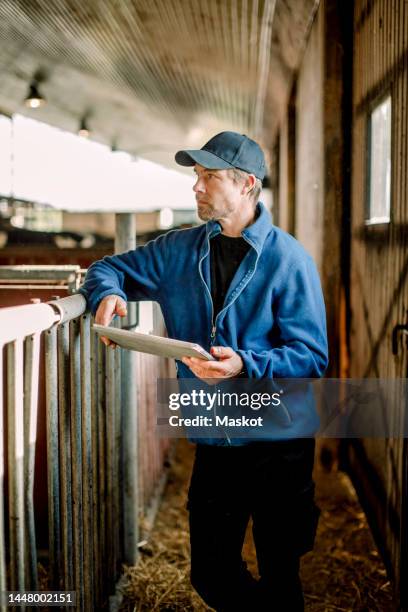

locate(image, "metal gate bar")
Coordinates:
44 326 61 589
23 333 40 591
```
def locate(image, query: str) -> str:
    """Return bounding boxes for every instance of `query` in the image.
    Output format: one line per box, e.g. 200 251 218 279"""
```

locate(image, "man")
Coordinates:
79 131 328 611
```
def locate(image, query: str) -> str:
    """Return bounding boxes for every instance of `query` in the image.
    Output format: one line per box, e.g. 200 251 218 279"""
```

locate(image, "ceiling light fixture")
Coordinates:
78 116 90 138
24 81 46 109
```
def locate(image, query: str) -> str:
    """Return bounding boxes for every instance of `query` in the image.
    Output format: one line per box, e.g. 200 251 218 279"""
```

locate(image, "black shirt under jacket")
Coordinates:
210 233 250 319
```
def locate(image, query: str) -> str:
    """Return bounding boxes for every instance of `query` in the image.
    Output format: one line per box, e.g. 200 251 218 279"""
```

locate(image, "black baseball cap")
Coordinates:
175 131 266 180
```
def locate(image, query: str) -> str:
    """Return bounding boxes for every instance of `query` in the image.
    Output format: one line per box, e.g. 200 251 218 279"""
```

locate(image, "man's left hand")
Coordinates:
182 346 244 382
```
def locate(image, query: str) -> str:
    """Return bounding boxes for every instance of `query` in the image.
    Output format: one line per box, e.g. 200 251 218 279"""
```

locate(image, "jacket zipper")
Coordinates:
198 233 231 443
198 232 261 445
198 238 216 346
199 233 259 343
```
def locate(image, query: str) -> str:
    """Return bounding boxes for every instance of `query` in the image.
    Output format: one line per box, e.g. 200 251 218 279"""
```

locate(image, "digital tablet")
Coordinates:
92 324 215 361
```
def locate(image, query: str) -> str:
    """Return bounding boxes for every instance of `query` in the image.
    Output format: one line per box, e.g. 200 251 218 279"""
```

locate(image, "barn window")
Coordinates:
366 96 392 224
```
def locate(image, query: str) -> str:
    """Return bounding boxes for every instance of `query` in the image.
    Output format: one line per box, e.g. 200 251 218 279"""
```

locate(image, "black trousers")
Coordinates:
187 439 319 612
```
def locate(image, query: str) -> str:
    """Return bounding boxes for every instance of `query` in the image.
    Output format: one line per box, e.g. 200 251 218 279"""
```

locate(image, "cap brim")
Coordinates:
175 149 234 170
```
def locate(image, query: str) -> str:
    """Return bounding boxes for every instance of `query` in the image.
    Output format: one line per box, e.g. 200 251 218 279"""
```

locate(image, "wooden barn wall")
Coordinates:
278 85 296 235
346 0 408 605
277 0 348 376
295 4 324 272
277 112 289 232
350 0 408 381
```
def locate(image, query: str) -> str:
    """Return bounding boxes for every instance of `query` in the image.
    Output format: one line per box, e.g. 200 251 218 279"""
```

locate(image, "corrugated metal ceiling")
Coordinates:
0 0 318 170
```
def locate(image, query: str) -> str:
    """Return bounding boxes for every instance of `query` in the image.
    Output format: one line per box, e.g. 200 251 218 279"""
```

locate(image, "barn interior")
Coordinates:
0 1 407 611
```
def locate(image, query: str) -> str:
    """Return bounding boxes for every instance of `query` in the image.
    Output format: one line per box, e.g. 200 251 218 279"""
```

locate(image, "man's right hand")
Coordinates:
95 295 127 347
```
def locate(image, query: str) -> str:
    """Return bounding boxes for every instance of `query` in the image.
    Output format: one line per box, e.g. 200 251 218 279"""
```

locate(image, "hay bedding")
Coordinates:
118 440 394 611
118 440 211 612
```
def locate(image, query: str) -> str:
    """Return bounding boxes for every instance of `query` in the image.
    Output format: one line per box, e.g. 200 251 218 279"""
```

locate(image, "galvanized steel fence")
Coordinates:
0 293 168 610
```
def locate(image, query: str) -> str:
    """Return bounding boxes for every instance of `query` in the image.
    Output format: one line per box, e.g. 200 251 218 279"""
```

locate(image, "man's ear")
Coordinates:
245 174 256 195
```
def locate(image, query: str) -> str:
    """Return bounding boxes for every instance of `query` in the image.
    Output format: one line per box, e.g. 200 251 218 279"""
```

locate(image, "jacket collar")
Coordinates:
204 201 273 253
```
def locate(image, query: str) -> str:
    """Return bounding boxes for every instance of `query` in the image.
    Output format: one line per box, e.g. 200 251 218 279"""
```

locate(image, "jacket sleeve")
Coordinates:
78 233 168 314
236 257 328 379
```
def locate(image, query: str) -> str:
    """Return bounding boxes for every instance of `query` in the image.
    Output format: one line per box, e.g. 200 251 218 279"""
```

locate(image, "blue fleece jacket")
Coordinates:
79 203 328 440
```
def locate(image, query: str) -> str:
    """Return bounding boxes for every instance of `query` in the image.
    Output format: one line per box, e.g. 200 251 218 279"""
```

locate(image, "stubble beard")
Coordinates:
197 206 215 221
196 200 234 222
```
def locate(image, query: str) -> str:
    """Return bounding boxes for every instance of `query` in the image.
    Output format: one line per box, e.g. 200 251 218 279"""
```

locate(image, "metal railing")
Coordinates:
0 294 135 610
0 265 84 294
